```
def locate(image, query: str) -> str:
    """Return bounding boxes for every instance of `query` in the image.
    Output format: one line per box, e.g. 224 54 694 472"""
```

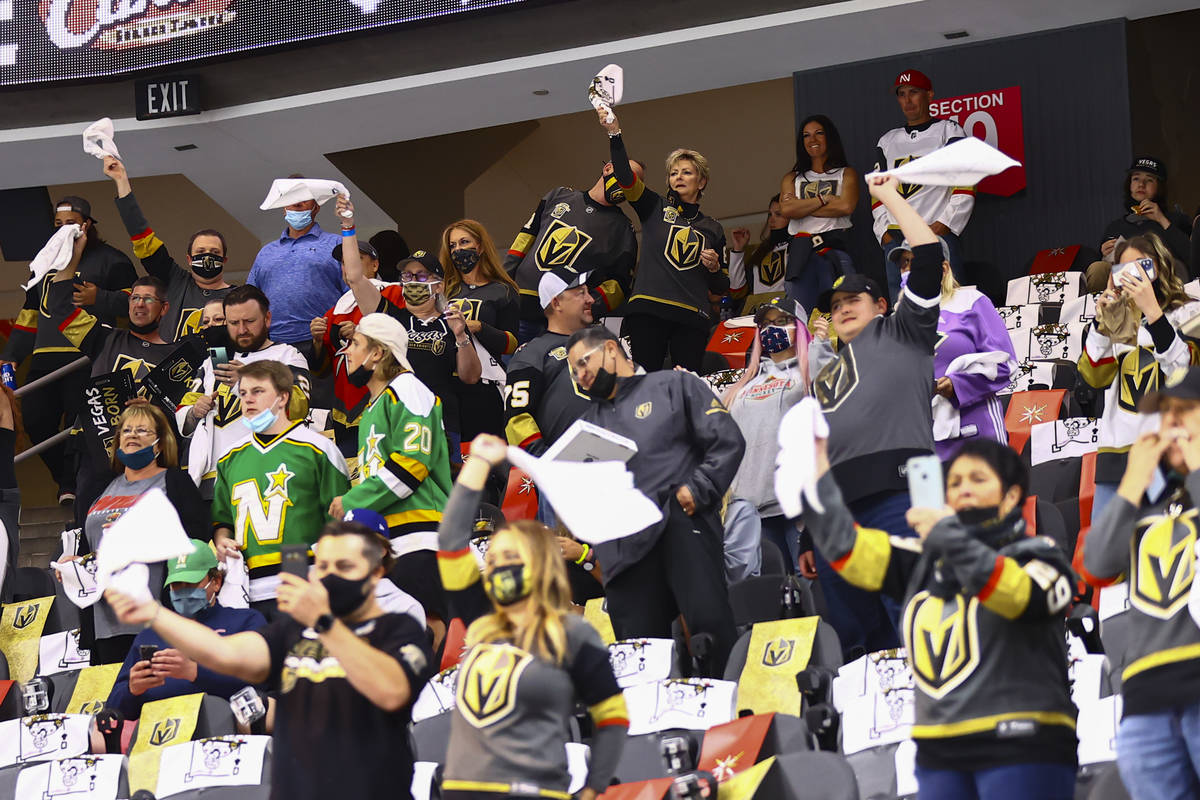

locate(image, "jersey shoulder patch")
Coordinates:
389 372 437 416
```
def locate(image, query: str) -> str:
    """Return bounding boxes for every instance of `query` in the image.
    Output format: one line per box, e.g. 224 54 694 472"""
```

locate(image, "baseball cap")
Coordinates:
1127 156 1166 181
887 237 951 265
355 313 414 372
893 69 932 93
165 539 219 586
55 196 92 220
816 274 886 313
331 240 380 262
399 250 444 279
753 295 806 326
1139 367 1200 412
538 269 591 310
343 507 389 538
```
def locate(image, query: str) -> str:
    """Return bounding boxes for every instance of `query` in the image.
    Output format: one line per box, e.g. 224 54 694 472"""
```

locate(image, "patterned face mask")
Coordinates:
758 325 794 355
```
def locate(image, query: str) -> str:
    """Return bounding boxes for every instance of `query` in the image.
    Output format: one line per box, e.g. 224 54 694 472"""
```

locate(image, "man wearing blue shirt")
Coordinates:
248 188 347 361
107 539 266 718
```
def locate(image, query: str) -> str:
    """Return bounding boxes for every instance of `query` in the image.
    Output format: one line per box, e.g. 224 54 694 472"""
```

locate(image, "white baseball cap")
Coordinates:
355 313 413 372
538 270 591 310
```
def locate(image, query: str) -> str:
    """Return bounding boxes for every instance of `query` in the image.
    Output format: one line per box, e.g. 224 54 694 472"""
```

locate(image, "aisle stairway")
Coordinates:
18 504 73 568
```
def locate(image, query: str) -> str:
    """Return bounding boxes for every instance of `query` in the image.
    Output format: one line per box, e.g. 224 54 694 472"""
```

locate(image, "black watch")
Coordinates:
313 613 335 634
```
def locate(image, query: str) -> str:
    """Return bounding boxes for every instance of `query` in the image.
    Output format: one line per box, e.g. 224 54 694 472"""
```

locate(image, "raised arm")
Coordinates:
868 176 940 302
597 108 659 221
436 434 505 625
334 195 382 312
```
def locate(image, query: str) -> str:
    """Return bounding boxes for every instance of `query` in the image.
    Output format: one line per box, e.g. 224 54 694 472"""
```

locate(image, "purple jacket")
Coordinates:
934 288 1016 460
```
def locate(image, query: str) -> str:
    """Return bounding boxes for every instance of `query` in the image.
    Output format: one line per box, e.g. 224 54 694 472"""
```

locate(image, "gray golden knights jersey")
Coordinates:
872 120 974 241
503 331 591 453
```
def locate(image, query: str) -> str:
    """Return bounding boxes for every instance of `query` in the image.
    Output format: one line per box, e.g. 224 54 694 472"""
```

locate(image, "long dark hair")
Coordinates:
747 194 782 269
791 114 848 175
946 440 1028 504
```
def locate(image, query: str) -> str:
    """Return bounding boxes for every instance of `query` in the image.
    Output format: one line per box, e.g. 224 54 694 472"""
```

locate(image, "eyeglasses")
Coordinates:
129 295 163 305
400 272 439 283
570 344 604 375
120 427 155 438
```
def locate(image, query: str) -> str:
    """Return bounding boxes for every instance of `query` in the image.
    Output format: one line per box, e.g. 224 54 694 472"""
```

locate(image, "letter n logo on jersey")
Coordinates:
536 219 592 272
1130 508 1197 619
813 348 858 412
1118 348 1159 412
456 643 532 728
903 592 980 699
230 463 295 546
665 225 704 271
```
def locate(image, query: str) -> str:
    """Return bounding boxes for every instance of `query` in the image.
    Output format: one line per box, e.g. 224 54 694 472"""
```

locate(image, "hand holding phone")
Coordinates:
139 644 159 664
280 544 309 579
906 454 944 510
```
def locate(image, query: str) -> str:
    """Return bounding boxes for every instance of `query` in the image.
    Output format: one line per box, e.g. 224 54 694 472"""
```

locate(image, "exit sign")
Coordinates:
134 76 202 121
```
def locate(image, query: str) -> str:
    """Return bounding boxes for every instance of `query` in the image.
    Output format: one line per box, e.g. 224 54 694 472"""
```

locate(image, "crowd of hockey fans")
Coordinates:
0 66 1198 800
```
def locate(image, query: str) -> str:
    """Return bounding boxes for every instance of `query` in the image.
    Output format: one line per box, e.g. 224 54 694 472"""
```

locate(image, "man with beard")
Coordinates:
105 521 433 800
46 233 177 521
504 160 642 343
103 156 236 340
177 285 310 499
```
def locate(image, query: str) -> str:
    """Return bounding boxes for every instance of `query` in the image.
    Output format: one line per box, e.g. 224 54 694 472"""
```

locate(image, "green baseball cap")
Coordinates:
165 539 219 586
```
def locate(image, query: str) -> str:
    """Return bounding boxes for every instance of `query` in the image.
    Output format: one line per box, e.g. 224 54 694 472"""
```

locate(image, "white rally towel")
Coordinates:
931 351 1014 441
506 445 661 544
1190 540 1200 632
865 136 1021 187
82 117 121 160
24 223 83 290
259 178 350 210
588 64 624 124
774 396 829 518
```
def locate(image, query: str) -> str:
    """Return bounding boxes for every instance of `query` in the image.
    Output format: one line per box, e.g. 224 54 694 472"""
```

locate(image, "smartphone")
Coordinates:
139 644 158 663
280 544 309 579
208 346 230 367
906 455 944 510
1113 257 1156 285
435 293 448 314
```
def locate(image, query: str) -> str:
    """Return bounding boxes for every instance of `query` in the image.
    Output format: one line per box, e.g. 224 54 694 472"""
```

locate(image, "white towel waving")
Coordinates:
82 117 121 160
259 178 350 211
866 136 1020 187
588 64 624 124
774 396 829 518
24 223 82 290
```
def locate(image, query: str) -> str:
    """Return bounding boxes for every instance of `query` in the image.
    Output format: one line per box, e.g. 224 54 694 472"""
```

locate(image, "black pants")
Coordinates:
0 487 20 603
604 502 736 678
622 313 708 372
456 381 504 440
23 366 87 489
90 634 135 666
389 549 448 622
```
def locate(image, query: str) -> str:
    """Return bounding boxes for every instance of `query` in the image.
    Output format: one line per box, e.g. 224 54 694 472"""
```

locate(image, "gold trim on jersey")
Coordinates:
911 710 1076 739
1123 642 1200 682
441 781 570 800
627 294 699 313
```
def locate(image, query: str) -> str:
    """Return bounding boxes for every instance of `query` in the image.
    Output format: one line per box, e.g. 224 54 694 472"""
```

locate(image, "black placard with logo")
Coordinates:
0 0 532 87
80 370 135 468
142 337 206 420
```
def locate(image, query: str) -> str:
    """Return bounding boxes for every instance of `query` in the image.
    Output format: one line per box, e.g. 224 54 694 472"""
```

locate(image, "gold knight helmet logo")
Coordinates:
665 225 704 271
456 644 533 728
903 592 981 699
758 249 785 286
1118 348 1160 413
762 637 795 667
1130 509 1197 619
813 348 859 412
12 603 39 629
149 718 181 746
536 219 593 271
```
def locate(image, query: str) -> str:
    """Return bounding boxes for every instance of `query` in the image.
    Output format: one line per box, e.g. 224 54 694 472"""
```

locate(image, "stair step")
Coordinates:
20 505 75 525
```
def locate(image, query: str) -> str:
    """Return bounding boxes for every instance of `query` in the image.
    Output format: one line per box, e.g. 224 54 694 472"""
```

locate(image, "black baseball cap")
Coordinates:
1140 367 1200 412
399 250 444 279
331 240 379 262
1127 156 1166 181
816 274 886 313
55 196 92 220
753 296 805 325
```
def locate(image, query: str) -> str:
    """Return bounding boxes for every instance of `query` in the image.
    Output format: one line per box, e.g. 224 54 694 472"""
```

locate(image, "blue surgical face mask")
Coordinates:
284 209 313 230
170 584 210 618
241 404 279 434
116 440 159 470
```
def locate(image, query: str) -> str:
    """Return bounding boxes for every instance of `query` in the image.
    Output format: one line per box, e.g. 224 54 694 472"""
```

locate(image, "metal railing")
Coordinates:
13 356 90 464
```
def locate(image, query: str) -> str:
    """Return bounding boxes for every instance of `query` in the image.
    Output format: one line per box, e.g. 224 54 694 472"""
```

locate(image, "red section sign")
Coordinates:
931 86 1026 196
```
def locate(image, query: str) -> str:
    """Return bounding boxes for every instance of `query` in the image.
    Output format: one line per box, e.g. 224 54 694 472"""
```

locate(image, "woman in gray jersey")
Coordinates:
437 435 627 800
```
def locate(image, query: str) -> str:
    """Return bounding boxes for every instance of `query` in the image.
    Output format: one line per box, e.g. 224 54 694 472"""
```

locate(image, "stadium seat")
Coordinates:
1054 498 1081 555
440 617 467 671
770 751 859 799
126 694 237 749
728 575 817 631
1035 499 1069 554
1005 389 1067 456
1030 458 1083 504
500 466 538 521
1027 245 1084 275
705 322 755 370
1086 761 1131 800
1098 612 1133 692
0 679 19 721
845 742 907 800
412 709 453 765
760 539 788 577
47 669 81 713
0 649 8 680
0 764 19 800
611 729 702 784
723 619 843 682
12 566 55 602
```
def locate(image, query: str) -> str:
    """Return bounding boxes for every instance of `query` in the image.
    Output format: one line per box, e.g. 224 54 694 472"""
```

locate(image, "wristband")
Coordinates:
456 338 471 348
574 543 591 565
341 227 356 237
607 130 622 138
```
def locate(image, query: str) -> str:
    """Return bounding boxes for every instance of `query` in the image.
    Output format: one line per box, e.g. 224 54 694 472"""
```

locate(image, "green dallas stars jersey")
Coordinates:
342 372 452 539
212 421 350 600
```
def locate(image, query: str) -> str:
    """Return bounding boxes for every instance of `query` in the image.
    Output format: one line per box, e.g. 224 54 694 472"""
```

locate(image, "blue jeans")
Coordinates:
882 230 963 303
915 762 1076 800
784 250 836 316
760 514 799 574
811 491 909 658
1116 703 1200 800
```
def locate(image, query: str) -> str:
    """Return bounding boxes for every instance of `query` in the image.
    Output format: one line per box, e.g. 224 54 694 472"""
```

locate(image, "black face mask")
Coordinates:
321 573 373 617
583 348 617 400
129 319 159 335
956 506 1002 527
189 253 225 279
768 227 789 246
451 248 480 273
346 363 373 387
483 562 532 606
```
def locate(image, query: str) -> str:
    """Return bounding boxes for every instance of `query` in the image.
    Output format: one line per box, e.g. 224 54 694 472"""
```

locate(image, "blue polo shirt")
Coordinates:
248 222 348 344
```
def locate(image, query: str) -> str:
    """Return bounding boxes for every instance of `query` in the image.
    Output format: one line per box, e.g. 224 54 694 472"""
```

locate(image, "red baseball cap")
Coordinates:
893 69 932 93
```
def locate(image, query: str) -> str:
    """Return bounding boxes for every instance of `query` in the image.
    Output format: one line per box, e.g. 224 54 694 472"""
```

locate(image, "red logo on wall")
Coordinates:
931 86 1026 196
38 0 236 51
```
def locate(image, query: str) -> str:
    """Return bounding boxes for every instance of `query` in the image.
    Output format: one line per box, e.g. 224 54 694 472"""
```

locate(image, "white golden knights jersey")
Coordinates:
872 120 974 241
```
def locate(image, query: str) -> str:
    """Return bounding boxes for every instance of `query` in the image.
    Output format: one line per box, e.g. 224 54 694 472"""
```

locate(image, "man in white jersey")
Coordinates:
872 69 975 300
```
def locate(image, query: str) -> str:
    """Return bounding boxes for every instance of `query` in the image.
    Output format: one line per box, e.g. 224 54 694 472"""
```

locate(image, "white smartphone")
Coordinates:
906 455 944 510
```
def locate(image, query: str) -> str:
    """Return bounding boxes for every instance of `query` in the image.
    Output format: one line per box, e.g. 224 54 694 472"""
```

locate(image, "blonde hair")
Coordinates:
941 264 961 304
109 405 178 472
465 520 573 664
1115 233 1191 312
665 149 710 197
358 333 405 383
440 219 519 299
